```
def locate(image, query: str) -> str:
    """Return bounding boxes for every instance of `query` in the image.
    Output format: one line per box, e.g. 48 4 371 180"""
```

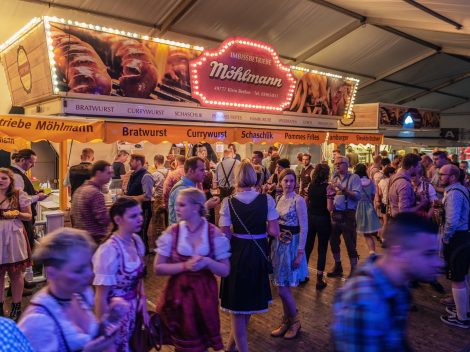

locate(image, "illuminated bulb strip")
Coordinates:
43 16 203 51
0 17 41 52
43 17 60 94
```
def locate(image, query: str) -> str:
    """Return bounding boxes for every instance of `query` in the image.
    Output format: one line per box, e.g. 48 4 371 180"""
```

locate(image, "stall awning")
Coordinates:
383 137 470 148
328 132 383 145
0 115 104 143
0 114 384 146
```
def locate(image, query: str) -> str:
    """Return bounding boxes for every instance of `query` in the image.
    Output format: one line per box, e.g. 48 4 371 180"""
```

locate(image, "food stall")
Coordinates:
339 102 446 160
0 16 384 210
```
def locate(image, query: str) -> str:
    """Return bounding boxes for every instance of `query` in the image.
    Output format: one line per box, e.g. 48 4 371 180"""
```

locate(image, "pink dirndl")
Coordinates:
107 237 144 352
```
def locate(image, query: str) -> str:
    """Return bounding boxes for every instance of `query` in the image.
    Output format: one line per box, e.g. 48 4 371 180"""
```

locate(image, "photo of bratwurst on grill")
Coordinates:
288 73 329 115
50 26 112 95
62 26 159 98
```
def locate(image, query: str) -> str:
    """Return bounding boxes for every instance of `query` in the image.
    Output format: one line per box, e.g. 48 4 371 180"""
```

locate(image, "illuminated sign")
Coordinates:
190 37 296 112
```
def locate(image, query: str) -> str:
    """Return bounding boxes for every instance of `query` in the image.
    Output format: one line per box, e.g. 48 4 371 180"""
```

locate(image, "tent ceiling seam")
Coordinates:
152 0 199 37
397 72 470 104
402 0 463 30
20 0 162 30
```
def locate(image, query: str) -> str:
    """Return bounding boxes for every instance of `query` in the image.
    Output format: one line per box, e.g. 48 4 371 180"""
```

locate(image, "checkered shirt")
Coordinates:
332 255 411 352
0 317 33 352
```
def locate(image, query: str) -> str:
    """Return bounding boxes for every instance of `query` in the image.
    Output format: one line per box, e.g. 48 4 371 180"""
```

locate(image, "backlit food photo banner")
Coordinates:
1 17 359 118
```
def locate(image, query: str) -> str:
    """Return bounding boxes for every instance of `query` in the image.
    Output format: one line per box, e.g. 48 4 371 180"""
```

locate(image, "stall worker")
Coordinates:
64 148 95 198
125 154 154 254
112 150 129 179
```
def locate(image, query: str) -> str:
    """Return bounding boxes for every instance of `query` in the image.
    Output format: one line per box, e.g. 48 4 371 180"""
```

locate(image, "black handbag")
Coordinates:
130 308 163 351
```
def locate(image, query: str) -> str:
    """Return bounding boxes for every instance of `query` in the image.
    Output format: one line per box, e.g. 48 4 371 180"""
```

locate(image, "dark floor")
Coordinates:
144 236 470 352
7 235 470 352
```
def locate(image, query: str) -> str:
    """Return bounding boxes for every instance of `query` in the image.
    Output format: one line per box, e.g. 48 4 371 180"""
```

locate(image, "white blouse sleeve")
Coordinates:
92 242 118 286
266 194 279 221
19 313 59 352
156 231 173 257
213 231 231 261
295 196 308 250
18 190 32 208
218 198 232 227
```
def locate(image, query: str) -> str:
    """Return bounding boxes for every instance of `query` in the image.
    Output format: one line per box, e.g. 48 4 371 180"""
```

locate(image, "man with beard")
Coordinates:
388 153 429 218
431 151 450 200
438 164 470 328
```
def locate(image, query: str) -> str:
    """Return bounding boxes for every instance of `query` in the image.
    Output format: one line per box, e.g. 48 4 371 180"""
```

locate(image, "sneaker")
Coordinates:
440 314 470 329
445 306 470 318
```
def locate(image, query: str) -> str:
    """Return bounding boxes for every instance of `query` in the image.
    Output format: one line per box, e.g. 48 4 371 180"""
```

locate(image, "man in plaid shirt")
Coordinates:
332 213 443 351
0 317 32 352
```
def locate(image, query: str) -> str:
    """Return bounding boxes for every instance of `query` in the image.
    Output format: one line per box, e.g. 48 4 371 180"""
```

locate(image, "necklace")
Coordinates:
48 289 73 306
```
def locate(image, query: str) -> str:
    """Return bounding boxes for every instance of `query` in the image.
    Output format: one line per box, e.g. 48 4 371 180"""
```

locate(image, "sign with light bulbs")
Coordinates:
190 37 297 112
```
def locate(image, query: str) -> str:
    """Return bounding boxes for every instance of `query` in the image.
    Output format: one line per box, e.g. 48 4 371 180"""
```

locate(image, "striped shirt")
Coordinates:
70 180 110 239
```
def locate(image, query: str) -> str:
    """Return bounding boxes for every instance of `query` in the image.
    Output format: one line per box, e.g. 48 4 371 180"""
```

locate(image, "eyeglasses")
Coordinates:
438 173 451 176
334 162 347 167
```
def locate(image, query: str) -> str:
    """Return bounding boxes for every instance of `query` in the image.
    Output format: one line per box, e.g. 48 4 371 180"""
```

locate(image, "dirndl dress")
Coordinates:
271 194 309 287
0 190 31 274
356 181 382 234
220 194 273 314
92 235 145 352
156 222 225 352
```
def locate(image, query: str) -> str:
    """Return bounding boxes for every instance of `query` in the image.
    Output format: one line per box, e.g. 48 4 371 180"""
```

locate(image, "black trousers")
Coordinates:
140 201 152 253
305 214 331 272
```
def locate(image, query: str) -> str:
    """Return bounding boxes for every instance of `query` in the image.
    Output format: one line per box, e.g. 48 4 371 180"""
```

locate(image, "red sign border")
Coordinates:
190 37 297 113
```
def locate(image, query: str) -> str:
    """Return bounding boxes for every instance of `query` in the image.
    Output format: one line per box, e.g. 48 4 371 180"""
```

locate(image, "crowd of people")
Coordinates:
0 145 469 351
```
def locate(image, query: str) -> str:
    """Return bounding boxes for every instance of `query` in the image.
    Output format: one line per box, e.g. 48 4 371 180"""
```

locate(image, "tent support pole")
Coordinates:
59 140 68 211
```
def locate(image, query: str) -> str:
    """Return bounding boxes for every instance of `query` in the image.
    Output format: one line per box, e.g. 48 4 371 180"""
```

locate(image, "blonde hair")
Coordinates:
177 187 208 218
33 227 95 268
235 161 257 188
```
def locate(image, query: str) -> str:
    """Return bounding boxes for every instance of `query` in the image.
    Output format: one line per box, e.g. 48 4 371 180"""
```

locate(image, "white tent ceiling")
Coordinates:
1 0 470 116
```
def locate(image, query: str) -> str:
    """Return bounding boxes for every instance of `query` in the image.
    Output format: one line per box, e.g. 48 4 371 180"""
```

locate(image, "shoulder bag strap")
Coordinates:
28 302 72 352
228 198 270 263
446 188 470 206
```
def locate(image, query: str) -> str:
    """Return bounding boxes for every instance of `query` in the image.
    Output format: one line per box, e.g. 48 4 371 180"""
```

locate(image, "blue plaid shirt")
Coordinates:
332 255 411 352
0 317 33 352
168 176 197 225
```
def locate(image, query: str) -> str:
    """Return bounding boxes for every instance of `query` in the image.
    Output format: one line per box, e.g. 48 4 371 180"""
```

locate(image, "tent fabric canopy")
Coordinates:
1 0 470 116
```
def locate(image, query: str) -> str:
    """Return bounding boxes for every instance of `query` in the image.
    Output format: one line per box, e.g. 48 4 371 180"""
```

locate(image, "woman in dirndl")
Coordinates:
155 187 230 352
354 164 382 255
93 197 146 352
270 169 308 339
0 167 32 321
219 161 279 352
